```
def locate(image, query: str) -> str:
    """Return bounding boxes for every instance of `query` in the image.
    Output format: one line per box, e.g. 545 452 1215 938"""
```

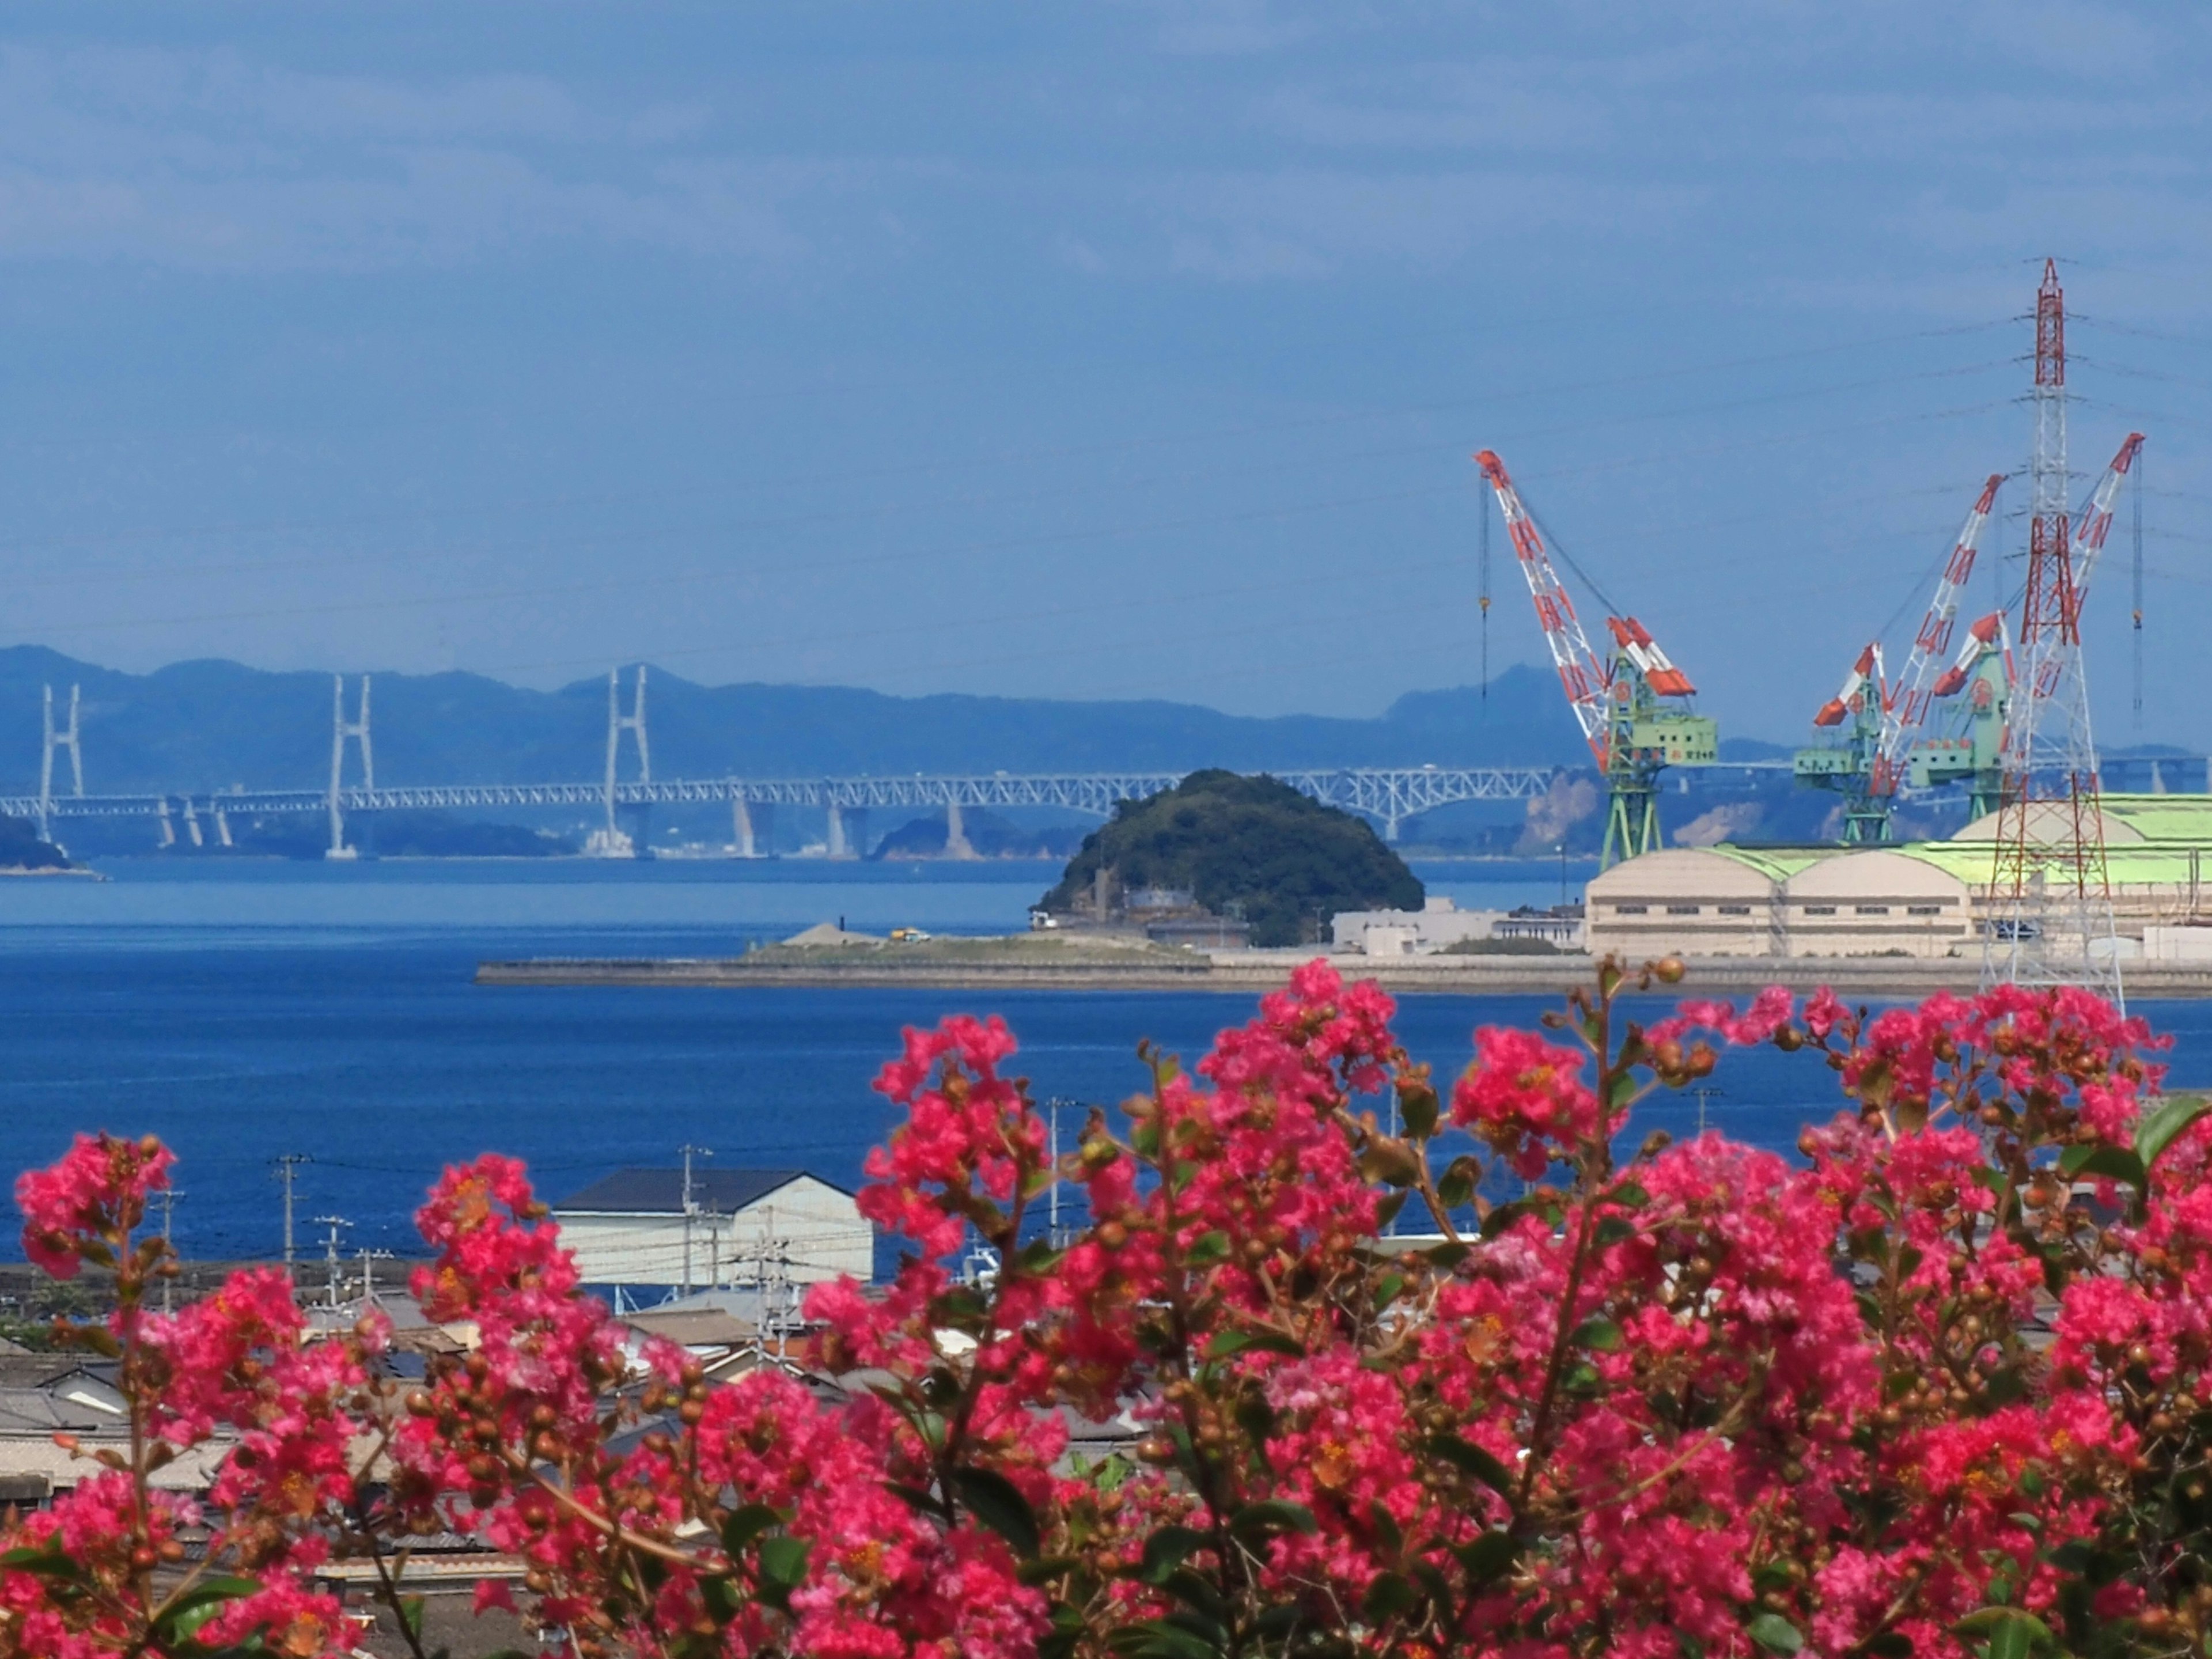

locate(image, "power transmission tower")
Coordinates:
603 666 650 851
37 684 82 843
1986 259 2122 1004
272 1154 310 1278
325 676 372 859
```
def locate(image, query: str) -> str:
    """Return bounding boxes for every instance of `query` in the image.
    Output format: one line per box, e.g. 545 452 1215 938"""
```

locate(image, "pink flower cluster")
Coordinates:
5 960 2210 1659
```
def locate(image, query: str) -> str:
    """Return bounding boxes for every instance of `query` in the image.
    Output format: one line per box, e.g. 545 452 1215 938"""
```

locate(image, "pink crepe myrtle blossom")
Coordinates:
5 963 2209 1659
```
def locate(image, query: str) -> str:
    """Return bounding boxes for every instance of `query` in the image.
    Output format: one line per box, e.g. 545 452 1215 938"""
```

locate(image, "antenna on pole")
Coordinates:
325 676 372 860
677 1142 710 1297
1478 483 1493 709
155 1187 181 1315
603 666 650 854
38 684 82 843
272 1154 310 1279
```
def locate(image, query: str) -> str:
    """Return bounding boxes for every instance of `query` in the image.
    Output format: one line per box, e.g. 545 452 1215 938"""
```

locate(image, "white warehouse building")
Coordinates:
1582 795 2212 960
552 1168 873 1290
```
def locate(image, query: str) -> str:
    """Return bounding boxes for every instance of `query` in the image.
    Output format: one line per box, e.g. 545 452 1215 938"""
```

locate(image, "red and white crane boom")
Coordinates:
2064 431 2146 609
1472 449 1610 765
1874 474 2005 773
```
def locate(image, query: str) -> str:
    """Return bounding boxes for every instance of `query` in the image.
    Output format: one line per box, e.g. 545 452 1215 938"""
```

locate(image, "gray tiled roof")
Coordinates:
554 1168 844 1214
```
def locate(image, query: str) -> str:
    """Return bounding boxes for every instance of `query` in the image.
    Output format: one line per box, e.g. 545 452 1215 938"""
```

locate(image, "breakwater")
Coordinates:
475 950 2212 998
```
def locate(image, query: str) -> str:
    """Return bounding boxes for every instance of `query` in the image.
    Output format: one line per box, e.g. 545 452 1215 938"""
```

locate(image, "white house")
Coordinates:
552 1169 873 1290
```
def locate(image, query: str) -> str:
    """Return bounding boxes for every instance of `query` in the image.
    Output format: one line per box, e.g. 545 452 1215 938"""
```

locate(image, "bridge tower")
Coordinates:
325 676 373 859
37 684 83 842
602 666 650 855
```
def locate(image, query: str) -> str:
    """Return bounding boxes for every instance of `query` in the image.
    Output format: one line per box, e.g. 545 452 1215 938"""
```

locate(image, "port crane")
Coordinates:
1793 475 2009 841
1475 449 1717 869
1795 431 2145 842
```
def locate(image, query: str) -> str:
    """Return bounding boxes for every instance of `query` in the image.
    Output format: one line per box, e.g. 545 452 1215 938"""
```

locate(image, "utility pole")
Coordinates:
1690 1086 1724 1136
356 1245 392 1306
313 1216 351 1309
155 1187 181 1315
1047 1099 1062 1243
678 1143 711 1297
272 1154 310 1279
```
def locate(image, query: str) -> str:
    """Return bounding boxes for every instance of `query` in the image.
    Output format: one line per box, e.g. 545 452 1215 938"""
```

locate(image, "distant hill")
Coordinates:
1040 770 1423 946
0 648 1590 795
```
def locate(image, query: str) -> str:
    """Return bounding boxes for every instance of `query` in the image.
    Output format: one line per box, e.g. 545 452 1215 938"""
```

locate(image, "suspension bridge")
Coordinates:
10 668 1794 854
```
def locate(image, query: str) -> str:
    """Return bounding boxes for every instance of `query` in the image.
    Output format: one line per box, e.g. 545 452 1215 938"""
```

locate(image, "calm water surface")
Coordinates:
0 857 2201 1267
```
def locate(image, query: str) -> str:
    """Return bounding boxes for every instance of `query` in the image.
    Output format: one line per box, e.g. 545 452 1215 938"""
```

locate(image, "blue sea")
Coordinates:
0 856 2203 1270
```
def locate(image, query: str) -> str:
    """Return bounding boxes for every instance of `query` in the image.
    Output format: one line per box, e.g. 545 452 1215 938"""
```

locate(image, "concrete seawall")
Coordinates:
475 952 2212 999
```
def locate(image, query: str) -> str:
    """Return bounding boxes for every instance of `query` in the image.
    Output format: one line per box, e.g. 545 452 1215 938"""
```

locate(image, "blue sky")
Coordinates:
0 2 2206 745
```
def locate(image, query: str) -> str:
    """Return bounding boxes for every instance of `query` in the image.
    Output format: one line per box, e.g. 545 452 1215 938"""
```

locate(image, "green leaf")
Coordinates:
1366 1499 1403 1556
1139 1525 1210 1585
699 1572 741 1626
1228 1499 1317 1541
0 1546 79 1579
950 1466 1043 1558
1609 1181 1651 1208
1986 1612 2052 1659
2137 1093 2212 1172
1452 1528 1519 1585
884 1480 943 1518
1428 1433 1516 1497
720 1501 786 1559
1017 1555 1080 1587
1017 1237 1068 1275
401 1594 427 1642
1573 1316 1626 1353
1362 1571 1422 1622
755 1535 811 1611
1203 1327 1304 1361
2058 1144 2146 1188
1184 1230 1231 1267
1373 1271 1407 1312
1747 1612 1805 1655
1594 1215 1637 1247
1119 1617 1219 1659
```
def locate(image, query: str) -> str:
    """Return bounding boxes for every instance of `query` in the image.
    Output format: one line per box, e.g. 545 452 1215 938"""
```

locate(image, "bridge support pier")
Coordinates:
327 676 372 860
39 684 83 843
181 799 203 849
733 796 756 858
213 806 233 849
827 804 848 859
944 798 976 859
1382 813 1400 843
156 800 175 850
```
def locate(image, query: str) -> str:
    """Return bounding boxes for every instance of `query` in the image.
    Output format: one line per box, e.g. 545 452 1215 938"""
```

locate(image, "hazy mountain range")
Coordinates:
0 647 1763 797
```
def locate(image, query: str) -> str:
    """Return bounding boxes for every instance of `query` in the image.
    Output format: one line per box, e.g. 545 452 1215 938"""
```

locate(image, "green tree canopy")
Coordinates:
1039 770 1422 946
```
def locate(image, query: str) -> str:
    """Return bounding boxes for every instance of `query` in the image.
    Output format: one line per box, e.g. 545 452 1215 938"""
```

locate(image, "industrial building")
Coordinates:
1584 794 2212 960
1332 896 1582 955
552 1168 871 1293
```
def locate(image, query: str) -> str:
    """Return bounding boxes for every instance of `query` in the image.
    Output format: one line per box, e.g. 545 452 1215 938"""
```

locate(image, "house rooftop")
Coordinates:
554 1168 843 1214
